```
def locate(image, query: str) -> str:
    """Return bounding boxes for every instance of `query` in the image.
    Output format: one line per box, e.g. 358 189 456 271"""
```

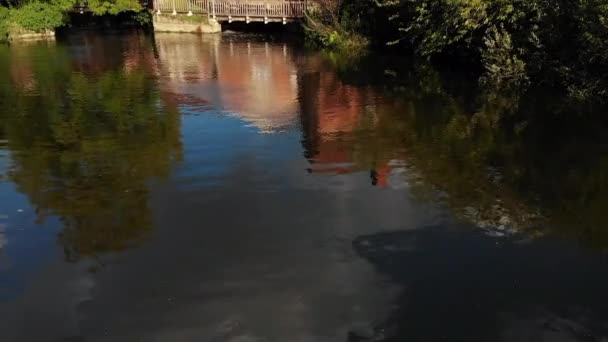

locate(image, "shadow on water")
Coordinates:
352 227 608 342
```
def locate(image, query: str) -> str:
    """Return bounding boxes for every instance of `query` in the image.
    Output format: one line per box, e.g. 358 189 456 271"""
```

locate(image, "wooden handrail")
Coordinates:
153 0 307 19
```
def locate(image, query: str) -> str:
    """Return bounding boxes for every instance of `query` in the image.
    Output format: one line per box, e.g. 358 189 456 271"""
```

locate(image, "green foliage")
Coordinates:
304 1 369 52
480 25 527 87
131 9 153 26
85 0 142 16
9 2 66 32
347 0 608 101
0 7 9 42
0 0 146 38
305 23 368 52
0 0 75 36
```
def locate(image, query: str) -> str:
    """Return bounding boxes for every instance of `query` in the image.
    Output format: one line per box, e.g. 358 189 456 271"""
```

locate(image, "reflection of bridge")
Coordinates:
153 0 308 23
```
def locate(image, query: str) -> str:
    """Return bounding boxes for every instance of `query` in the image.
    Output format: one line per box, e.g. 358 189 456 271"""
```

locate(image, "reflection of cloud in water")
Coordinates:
0 260 96 342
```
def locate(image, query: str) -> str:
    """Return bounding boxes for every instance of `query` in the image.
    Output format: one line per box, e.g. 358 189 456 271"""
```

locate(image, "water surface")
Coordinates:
0 31 607 342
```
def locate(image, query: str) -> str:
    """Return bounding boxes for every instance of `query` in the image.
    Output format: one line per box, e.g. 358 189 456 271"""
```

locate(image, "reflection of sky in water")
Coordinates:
0 181 62 301
176 105 304 190
1 133 58 295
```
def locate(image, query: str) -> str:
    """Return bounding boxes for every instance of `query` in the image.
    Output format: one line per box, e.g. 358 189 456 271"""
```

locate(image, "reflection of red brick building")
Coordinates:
371 166 390 187
6 42 59 91
9 53 36 92
298 61 392 187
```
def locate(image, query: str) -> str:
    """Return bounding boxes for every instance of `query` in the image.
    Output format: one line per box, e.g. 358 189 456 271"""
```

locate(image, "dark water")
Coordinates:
0 31 607 342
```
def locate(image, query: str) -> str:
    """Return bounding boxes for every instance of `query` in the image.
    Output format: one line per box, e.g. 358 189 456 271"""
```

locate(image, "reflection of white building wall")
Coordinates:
251 64 271 81
154 33 299 132
155 33 221 82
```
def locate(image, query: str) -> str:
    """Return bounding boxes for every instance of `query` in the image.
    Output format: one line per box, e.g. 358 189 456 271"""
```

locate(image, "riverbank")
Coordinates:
316 0 608 102
6 27 55 42
152 13 220 33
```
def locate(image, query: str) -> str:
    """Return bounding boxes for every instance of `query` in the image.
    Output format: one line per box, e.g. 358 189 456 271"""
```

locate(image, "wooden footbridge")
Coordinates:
152 0 309 23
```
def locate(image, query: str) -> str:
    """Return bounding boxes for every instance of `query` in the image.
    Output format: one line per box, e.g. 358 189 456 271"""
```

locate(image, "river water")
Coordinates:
0 31 607 342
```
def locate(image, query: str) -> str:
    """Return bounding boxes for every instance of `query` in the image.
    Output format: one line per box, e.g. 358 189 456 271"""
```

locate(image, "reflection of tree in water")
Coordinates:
300 53 608 248
0 40 182 261
391 70 608 247
298 56 398 185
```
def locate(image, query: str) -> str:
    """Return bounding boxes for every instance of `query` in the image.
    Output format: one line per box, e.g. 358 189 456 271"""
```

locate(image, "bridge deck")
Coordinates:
153 0 307 22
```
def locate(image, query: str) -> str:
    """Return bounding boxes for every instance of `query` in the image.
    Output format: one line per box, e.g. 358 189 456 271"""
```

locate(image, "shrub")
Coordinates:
86 0 142 16
480 26 527 88
10 2 66 32
371 0 608 100
0 7 9 42
130 9 153 26
304 0 369 52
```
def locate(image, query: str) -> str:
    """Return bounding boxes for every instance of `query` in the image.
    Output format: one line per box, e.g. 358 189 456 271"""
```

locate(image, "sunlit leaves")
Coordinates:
85 0 142 16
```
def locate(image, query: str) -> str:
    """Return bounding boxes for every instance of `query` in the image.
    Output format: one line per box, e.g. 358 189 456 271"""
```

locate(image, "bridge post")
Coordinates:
172 0 176 15
264 1 268 24
212 0 216 20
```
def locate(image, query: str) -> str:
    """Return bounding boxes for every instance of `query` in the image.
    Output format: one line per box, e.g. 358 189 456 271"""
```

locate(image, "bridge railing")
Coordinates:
153 0 203 14
153 0 307 18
